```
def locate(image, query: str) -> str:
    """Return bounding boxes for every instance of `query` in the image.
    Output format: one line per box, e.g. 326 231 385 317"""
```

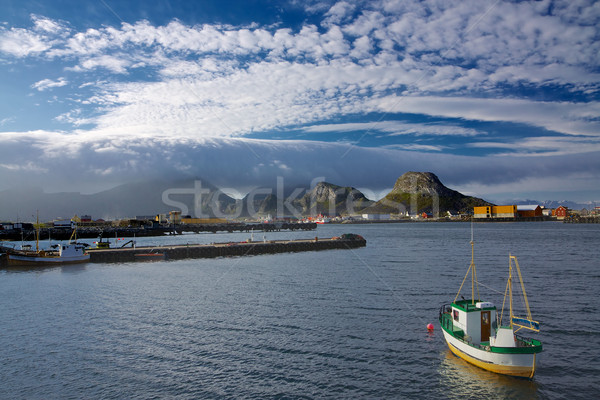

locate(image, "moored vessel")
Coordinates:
6 218 90 266
7 242 90 265
439 230 542 378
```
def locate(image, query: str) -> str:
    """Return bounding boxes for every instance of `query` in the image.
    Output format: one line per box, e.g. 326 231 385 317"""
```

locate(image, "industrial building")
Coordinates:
473 205 517 219
474 204 547 220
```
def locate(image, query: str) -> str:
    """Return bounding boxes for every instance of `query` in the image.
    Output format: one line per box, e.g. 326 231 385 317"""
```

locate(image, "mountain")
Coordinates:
236 182 373 218
4 172 587 222
237 192 279 218
362 171 490 215
0 179 237 221
1 179 374 221
292 182 374 216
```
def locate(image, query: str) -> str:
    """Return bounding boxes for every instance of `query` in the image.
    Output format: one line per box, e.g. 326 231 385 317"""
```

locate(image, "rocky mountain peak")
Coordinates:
391 171 457 196
361 171 490 215
311 181 341 202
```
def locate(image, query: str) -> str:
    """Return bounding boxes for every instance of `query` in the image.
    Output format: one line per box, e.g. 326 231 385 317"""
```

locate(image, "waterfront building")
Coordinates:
517 205 543 218
473 205 517 219
361 214 391 221
553 206 569 220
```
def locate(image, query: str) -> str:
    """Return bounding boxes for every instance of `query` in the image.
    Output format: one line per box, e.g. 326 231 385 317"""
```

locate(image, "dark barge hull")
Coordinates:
86 236 366 263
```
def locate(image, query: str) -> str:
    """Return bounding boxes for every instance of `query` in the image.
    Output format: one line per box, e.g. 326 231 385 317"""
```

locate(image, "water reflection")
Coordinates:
438 349 539 399
60 263 88 274
0 261 89 274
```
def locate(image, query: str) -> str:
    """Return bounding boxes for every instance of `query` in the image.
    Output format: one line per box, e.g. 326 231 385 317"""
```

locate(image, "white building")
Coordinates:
362 214 391 221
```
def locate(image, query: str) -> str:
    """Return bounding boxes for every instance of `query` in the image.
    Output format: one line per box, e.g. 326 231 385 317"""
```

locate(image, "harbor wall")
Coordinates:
86 236 366 263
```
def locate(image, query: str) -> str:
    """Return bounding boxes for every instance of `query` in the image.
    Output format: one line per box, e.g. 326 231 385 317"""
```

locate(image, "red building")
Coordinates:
517 205 543 218
553 206 569 219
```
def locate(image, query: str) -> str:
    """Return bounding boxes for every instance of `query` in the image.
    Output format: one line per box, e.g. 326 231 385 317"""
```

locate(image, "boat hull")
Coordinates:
441 328 538 378
134 253 166 261
7 254 90 266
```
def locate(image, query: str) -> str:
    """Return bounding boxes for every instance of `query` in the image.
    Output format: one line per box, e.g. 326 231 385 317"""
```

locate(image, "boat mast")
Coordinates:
454 220 480 303
509 254 513 328
510 255 535 324
35 210 40 253
470 223 476 304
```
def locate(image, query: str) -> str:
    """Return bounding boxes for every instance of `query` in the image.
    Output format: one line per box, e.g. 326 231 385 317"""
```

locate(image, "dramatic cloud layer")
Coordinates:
0 0 599 203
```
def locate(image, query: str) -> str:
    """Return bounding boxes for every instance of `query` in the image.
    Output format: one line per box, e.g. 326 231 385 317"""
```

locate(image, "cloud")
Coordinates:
0 117 16 126
323 1 355 26
2 3 598 99
31 15 66 34
374 96 600 137
0 27 52 57
303 121 481 136
0 131 598 202
0 2 599 202
69 55 132 73
469 135 600 156
0 14 68 57
32 77 68 91
454 173 600 204
1 6 589 143
0 160 48 173
385 144 445 152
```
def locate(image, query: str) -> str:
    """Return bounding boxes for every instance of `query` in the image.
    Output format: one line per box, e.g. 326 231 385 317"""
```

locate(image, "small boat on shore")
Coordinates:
439 231 543 378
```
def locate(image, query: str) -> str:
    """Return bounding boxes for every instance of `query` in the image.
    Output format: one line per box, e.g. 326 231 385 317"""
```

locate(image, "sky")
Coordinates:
0 0 599 204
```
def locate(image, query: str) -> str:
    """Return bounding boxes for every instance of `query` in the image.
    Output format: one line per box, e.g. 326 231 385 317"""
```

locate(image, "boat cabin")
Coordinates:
59 243 88 258
446 299 512 346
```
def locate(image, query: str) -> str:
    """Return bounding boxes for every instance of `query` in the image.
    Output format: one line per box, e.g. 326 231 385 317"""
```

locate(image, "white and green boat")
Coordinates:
439 235 543 378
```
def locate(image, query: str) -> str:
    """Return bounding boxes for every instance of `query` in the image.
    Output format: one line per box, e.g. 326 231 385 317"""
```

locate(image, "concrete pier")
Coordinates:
86 235 366 263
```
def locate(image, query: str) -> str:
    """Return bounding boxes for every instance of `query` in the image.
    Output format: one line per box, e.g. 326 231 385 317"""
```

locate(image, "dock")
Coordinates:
86 234 366 263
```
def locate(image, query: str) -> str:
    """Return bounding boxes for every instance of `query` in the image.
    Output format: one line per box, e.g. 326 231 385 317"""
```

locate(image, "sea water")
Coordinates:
1 222 598 399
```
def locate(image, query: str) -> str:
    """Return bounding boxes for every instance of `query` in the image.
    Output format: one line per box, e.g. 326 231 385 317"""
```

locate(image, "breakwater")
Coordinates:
87 234 366 263
563 216 600 223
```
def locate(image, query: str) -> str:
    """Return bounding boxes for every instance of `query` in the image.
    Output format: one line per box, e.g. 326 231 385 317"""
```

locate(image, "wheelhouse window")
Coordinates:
453 310 459 321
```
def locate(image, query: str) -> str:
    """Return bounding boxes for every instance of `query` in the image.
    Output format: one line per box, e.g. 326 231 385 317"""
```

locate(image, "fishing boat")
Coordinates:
6 219 90 266
7 242 90 266
439 232 543 378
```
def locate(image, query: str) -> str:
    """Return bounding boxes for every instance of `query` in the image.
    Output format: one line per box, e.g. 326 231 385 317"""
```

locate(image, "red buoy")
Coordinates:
427 323 434 332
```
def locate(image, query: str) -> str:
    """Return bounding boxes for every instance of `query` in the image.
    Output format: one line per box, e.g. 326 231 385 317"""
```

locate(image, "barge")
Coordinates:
86 234 366 263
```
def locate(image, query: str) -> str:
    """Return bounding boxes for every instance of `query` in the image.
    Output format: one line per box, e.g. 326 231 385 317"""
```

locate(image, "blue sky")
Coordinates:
0 0 599 203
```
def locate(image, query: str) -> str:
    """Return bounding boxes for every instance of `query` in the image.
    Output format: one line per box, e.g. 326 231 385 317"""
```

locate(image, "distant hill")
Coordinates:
4 172 588 222
0 179 237 221
361 171 490 215
237 182 373 218
0 179 376 221
292 182 374 216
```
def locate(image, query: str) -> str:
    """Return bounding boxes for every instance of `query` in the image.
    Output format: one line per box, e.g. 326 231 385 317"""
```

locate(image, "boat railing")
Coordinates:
515 335 543 348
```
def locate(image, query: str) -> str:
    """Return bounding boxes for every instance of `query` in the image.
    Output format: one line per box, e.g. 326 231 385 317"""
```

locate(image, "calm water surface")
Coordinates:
1 222 598 399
